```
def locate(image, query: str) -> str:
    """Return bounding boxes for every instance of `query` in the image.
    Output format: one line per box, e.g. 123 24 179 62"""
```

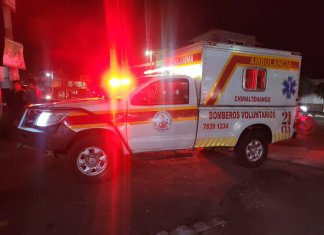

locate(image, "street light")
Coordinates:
145 50 153 67
44 71 54 98
145 50 153 56
45 72 51 78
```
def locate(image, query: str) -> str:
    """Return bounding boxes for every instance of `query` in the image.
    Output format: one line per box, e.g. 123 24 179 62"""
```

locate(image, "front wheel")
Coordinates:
235 131 268 167
67 135 121 182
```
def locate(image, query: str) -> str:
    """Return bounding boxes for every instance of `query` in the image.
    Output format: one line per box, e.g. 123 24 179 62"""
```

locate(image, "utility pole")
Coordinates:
0 0 15 116
3 2 13 39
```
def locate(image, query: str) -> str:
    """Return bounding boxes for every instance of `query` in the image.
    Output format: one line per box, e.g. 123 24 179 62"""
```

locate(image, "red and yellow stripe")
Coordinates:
204 53 301 106
65 106 197 129
161 49 202 67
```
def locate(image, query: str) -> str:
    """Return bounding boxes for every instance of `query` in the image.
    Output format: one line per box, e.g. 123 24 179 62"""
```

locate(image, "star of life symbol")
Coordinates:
153 111 172 131
282 76 297 99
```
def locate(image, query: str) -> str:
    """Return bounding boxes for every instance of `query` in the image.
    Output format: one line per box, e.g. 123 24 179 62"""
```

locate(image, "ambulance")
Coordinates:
16 41 302 181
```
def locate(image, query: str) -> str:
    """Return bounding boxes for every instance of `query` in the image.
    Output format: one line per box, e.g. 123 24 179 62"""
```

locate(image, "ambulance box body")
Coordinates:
153 42 300 150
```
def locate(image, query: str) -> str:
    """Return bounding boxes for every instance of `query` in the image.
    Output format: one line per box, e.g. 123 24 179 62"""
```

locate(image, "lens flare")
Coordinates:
100 50 134 100
109 77 120 88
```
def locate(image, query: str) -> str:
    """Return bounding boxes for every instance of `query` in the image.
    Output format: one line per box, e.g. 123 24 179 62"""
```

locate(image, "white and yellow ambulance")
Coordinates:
17 41 302 181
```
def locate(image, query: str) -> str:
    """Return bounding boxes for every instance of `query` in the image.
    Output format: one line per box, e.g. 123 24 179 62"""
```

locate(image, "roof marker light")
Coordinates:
109 77 120 88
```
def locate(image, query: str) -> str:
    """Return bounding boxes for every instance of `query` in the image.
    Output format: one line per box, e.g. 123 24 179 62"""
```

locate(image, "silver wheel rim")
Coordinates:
245 139 264 162
77 146 108 176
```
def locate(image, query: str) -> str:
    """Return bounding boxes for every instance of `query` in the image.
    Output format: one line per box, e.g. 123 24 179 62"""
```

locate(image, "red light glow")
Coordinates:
100 0 135 99
109 77 120 88
97 4 134 232
100 49 134 98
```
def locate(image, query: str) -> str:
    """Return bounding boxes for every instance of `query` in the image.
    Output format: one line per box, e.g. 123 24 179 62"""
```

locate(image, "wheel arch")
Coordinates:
236 123 272 148
66 128 128 154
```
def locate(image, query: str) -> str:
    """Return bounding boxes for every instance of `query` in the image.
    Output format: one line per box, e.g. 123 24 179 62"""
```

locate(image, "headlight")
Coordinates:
35 111 68 127
300 105 307 113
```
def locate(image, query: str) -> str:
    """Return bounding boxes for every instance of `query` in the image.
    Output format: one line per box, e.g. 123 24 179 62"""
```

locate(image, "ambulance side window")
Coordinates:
243 68 267 91
131 78 189 105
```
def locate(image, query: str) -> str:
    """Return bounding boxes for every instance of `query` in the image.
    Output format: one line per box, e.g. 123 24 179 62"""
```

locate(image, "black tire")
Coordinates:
235 131 268 167
67 135 121 182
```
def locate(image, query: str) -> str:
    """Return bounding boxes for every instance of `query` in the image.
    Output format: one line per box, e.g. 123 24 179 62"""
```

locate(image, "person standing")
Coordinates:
6 80 27 127
24 78 43 105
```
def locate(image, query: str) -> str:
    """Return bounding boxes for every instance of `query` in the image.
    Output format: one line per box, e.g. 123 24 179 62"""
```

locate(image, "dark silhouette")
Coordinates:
24 78 42 104
0 80 27 139
7 80 27 126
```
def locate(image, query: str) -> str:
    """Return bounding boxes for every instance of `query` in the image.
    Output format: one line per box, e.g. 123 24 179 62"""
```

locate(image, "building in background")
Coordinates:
188 28 262 46
29 71 93 101
152 29 262 71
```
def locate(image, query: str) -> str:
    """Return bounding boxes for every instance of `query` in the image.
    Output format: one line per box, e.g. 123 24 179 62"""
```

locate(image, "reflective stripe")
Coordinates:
212 137 219 146
206 138 214 147
195 137 238 148
202 139 209 147
272 132 291 143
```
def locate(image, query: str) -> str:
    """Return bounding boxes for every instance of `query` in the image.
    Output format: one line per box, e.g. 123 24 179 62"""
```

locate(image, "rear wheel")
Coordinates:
67 135 121 182
235 131 268 167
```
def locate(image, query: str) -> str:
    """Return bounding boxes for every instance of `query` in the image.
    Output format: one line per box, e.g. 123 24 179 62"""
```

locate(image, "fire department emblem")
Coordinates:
153 111 172 131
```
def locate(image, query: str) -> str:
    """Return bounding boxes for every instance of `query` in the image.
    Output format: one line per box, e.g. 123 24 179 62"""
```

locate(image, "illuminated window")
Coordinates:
131 78 189 105
243 68 267 91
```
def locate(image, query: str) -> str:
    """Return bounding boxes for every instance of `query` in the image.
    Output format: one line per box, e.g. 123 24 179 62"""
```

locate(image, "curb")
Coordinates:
268 145 307 161
293 150 324 169
269 145 324 170
156 217 226 235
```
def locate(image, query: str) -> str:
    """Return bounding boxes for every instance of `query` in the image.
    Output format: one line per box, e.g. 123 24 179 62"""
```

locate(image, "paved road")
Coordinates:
0 118 323 235
0 143 239 235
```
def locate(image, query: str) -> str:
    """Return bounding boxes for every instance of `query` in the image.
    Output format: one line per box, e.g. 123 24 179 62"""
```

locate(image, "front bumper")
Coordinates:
16 123 75 152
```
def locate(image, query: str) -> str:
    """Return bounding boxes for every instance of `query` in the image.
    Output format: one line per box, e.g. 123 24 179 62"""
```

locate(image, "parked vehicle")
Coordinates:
16 42 302 181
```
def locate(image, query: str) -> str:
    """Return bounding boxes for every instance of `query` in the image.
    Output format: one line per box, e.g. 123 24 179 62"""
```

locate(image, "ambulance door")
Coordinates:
127 77 197 152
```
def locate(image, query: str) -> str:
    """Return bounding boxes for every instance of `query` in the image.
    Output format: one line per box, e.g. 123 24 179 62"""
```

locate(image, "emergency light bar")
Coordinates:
109 77 131 88
144 64 202 78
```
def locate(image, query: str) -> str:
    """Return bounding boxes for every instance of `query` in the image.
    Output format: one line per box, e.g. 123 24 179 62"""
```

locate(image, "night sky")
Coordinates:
12 0 324 79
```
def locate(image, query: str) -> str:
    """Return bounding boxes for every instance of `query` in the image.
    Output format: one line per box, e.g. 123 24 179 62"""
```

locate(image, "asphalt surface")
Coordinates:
269 117 324 169
0 117 323 235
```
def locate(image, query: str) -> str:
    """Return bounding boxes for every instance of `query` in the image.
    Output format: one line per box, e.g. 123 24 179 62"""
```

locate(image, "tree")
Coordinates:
298 77 314 97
